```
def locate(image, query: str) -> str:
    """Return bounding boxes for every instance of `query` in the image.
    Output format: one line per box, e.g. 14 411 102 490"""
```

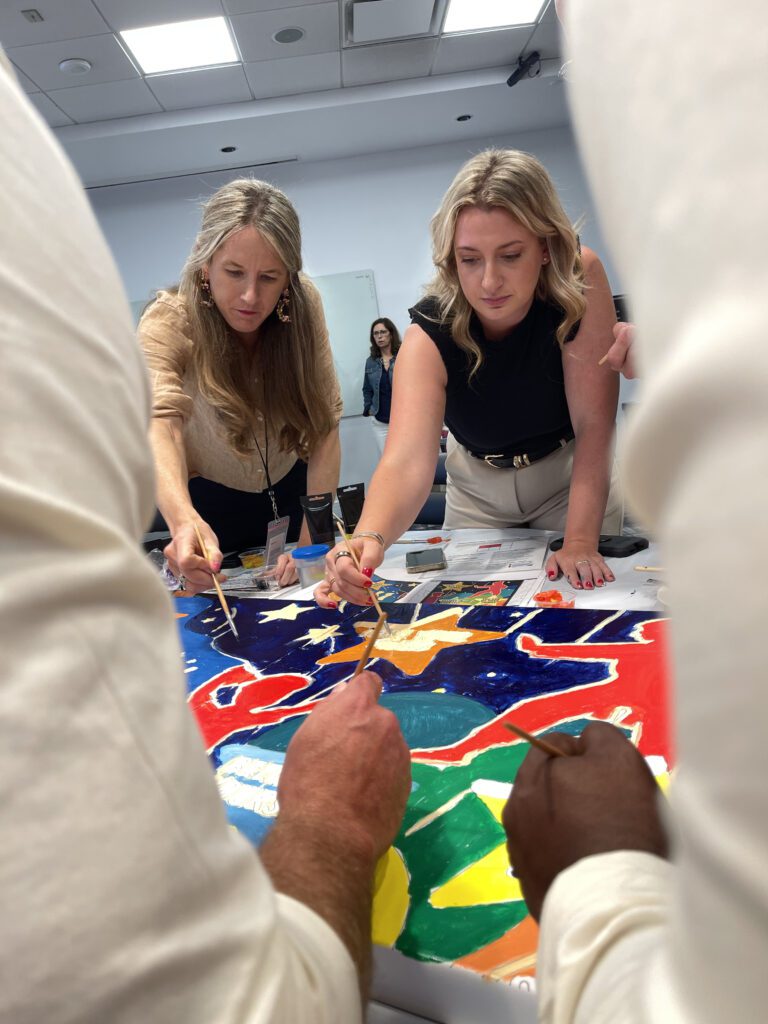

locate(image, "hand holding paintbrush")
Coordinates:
332 515 392 635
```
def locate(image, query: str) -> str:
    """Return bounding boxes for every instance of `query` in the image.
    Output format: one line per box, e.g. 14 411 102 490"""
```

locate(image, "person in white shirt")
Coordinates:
0 51 410 1024
504 1 768 1022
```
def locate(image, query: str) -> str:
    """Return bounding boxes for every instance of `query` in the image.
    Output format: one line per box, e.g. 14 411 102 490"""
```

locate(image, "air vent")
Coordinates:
21 8 44 22
347 0 437 46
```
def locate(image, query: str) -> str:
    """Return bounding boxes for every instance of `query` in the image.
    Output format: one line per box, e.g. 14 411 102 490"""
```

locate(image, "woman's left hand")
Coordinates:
545 542 615 590
271 552 298 587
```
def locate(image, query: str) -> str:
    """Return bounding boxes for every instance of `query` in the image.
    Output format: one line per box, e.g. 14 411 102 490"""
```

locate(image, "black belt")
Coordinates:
468 429 574 470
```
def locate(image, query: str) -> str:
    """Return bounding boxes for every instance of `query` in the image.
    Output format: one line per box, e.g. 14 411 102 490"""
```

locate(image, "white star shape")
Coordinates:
258 603 315 623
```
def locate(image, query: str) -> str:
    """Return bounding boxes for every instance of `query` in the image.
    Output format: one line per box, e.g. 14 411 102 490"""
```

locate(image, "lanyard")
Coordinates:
252 418 279 521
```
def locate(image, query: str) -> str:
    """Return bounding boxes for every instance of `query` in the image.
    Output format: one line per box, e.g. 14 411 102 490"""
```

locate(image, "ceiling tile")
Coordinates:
148 65 253 110
342 37 437 87
27 91 74 127
10 62 41 93
432 25 531 76
7 34 140 91
47 78 162 122
93 0 226 32
224 0 314 12
231 3 339 62
244 51 340 99
0 0 109 48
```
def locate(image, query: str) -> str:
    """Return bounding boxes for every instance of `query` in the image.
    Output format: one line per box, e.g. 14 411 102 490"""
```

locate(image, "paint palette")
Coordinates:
178 597 671 987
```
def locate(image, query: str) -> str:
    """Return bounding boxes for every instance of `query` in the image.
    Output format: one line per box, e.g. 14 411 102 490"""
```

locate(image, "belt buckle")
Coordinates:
483 452 506 469
512 453 531 469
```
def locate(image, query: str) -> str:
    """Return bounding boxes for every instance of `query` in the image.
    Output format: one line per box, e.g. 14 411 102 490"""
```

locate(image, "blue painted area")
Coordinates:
176 596 242 695
216 743 285 846
180 598 662 764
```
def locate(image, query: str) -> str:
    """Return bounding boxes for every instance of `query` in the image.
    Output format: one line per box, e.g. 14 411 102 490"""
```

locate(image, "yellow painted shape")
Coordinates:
372 847 410 946
430 841 522 908
477 794 506 824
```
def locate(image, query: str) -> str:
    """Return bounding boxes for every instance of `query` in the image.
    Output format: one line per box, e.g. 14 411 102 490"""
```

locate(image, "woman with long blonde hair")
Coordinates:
139 178 341 589
320 149 622 605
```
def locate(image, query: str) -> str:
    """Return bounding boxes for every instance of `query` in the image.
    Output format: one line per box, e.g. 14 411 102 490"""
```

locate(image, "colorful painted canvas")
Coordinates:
177 597 671 984
370 575 423 603
420 579 523 606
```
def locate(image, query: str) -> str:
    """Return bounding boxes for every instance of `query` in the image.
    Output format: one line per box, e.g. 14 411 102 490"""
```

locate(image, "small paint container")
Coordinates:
239 547 265 569
292 544 329 588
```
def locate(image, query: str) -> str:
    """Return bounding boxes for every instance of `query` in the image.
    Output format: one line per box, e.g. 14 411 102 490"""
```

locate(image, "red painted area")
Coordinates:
188 666 317 751
414 618 672 763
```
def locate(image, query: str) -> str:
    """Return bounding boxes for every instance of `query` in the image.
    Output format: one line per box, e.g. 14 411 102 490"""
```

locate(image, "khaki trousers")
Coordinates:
444 434 623 533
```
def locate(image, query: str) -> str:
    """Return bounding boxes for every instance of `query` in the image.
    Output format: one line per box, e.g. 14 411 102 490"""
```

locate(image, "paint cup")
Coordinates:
239 547 265 569
292 544 330 588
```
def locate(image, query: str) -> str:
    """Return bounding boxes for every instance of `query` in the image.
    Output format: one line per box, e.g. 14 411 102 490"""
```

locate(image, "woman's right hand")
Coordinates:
164 518 223 593
315 536 385 608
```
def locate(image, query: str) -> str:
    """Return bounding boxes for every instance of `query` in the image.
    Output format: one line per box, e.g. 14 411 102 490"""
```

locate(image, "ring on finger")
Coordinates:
334 549 354 563
327 575 336 589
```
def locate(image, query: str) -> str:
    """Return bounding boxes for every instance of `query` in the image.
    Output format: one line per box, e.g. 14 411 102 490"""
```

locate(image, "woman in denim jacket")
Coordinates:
362 317 401 454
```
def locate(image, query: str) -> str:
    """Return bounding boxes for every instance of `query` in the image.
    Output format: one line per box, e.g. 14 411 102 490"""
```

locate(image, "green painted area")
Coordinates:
394 743 530 962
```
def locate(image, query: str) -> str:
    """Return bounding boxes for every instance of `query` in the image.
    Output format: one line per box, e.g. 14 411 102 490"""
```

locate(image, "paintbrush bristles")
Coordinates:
192 522 239 638
504 721 566 758
352 613 387 677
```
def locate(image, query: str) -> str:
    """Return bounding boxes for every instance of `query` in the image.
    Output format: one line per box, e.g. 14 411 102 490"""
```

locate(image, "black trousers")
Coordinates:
152 459 308 555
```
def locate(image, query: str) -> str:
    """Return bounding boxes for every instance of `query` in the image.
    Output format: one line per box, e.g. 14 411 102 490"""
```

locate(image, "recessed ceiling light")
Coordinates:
444 0 545 34
273 27 305 44
58 57 92 75
120 17 238 75
456 114 472 122
221 146 237 153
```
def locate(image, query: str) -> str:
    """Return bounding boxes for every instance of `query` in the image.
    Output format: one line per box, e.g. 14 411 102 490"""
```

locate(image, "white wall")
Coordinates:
89 125 630 490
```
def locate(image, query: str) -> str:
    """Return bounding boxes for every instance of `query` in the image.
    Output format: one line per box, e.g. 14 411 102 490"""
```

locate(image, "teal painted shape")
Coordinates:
380 692 494 748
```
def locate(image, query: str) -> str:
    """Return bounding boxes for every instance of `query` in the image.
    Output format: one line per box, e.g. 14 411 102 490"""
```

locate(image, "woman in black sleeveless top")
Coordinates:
320 150 622 604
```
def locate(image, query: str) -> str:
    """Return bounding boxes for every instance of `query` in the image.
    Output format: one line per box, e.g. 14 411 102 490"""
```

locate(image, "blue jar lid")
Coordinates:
292 544 330 560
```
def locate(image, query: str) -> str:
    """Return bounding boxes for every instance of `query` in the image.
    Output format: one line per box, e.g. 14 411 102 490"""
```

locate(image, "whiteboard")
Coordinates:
312 269 379 418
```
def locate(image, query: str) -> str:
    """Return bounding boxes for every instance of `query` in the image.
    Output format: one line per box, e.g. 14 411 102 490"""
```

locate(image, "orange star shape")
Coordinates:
317 608 509 676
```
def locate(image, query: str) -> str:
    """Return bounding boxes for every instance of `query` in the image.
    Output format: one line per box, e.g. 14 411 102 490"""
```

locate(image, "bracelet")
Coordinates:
352 531 385 547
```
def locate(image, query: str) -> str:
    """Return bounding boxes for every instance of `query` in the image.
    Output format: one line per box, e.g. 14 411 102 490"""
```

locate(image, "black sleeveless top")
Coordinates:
409 296 576 455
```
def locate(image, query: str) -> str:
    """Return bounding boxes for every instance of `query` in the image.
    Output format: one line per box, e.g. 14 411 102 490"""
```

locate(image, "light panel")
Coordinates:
444 0 545 34
120 17 238 75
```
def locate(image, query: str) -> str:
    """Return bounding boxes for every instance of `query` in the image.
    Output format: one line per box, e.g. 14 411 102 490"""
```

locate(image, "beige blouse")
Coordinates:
138 277 342 492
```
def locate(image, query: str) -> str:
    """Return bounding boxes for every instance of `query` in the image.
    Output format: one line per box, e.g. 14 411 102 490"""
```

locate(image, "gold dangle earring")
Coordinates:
200 273 214 308
276 287 291 323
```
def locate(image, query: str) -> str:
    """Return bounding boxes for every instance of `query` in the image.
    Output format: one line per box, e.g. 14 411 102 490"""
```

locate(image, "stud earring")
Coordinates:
200 274 214 308
275 287 291 323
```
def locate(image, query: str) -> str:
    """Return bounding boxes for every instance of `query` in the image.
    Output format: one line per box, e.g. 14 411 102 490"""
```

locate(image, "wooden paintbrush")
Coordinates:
634 565 665 573
351 612 387 677
333 515 392 636
193 523 239 639
504 722 566 758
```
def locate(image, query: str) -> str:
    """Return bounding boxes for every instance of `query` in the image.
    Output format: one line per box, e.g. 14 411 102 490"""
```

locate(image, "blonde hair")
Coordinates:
177 178 335 458
427 149 586 377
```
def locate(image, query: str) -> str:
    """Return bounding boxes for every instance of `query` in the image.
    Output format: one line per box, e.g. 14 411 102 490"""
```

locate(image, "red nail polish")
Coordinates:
585 582 593 590
363 579 373 588
328 602 338 610
361 566 373 578
548 572 556 579
596 579 604 586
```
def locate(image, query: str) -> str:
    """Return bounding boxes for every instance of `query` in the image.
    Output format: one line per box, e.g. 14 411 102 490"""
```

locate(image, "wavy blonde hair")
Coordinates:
427 149 586 377
177 179 335 458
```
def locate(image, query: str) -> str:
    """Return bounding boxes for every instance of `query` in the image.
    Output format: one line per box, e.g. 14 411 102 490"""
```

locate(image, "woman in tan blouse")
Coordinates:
139 179 342 589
